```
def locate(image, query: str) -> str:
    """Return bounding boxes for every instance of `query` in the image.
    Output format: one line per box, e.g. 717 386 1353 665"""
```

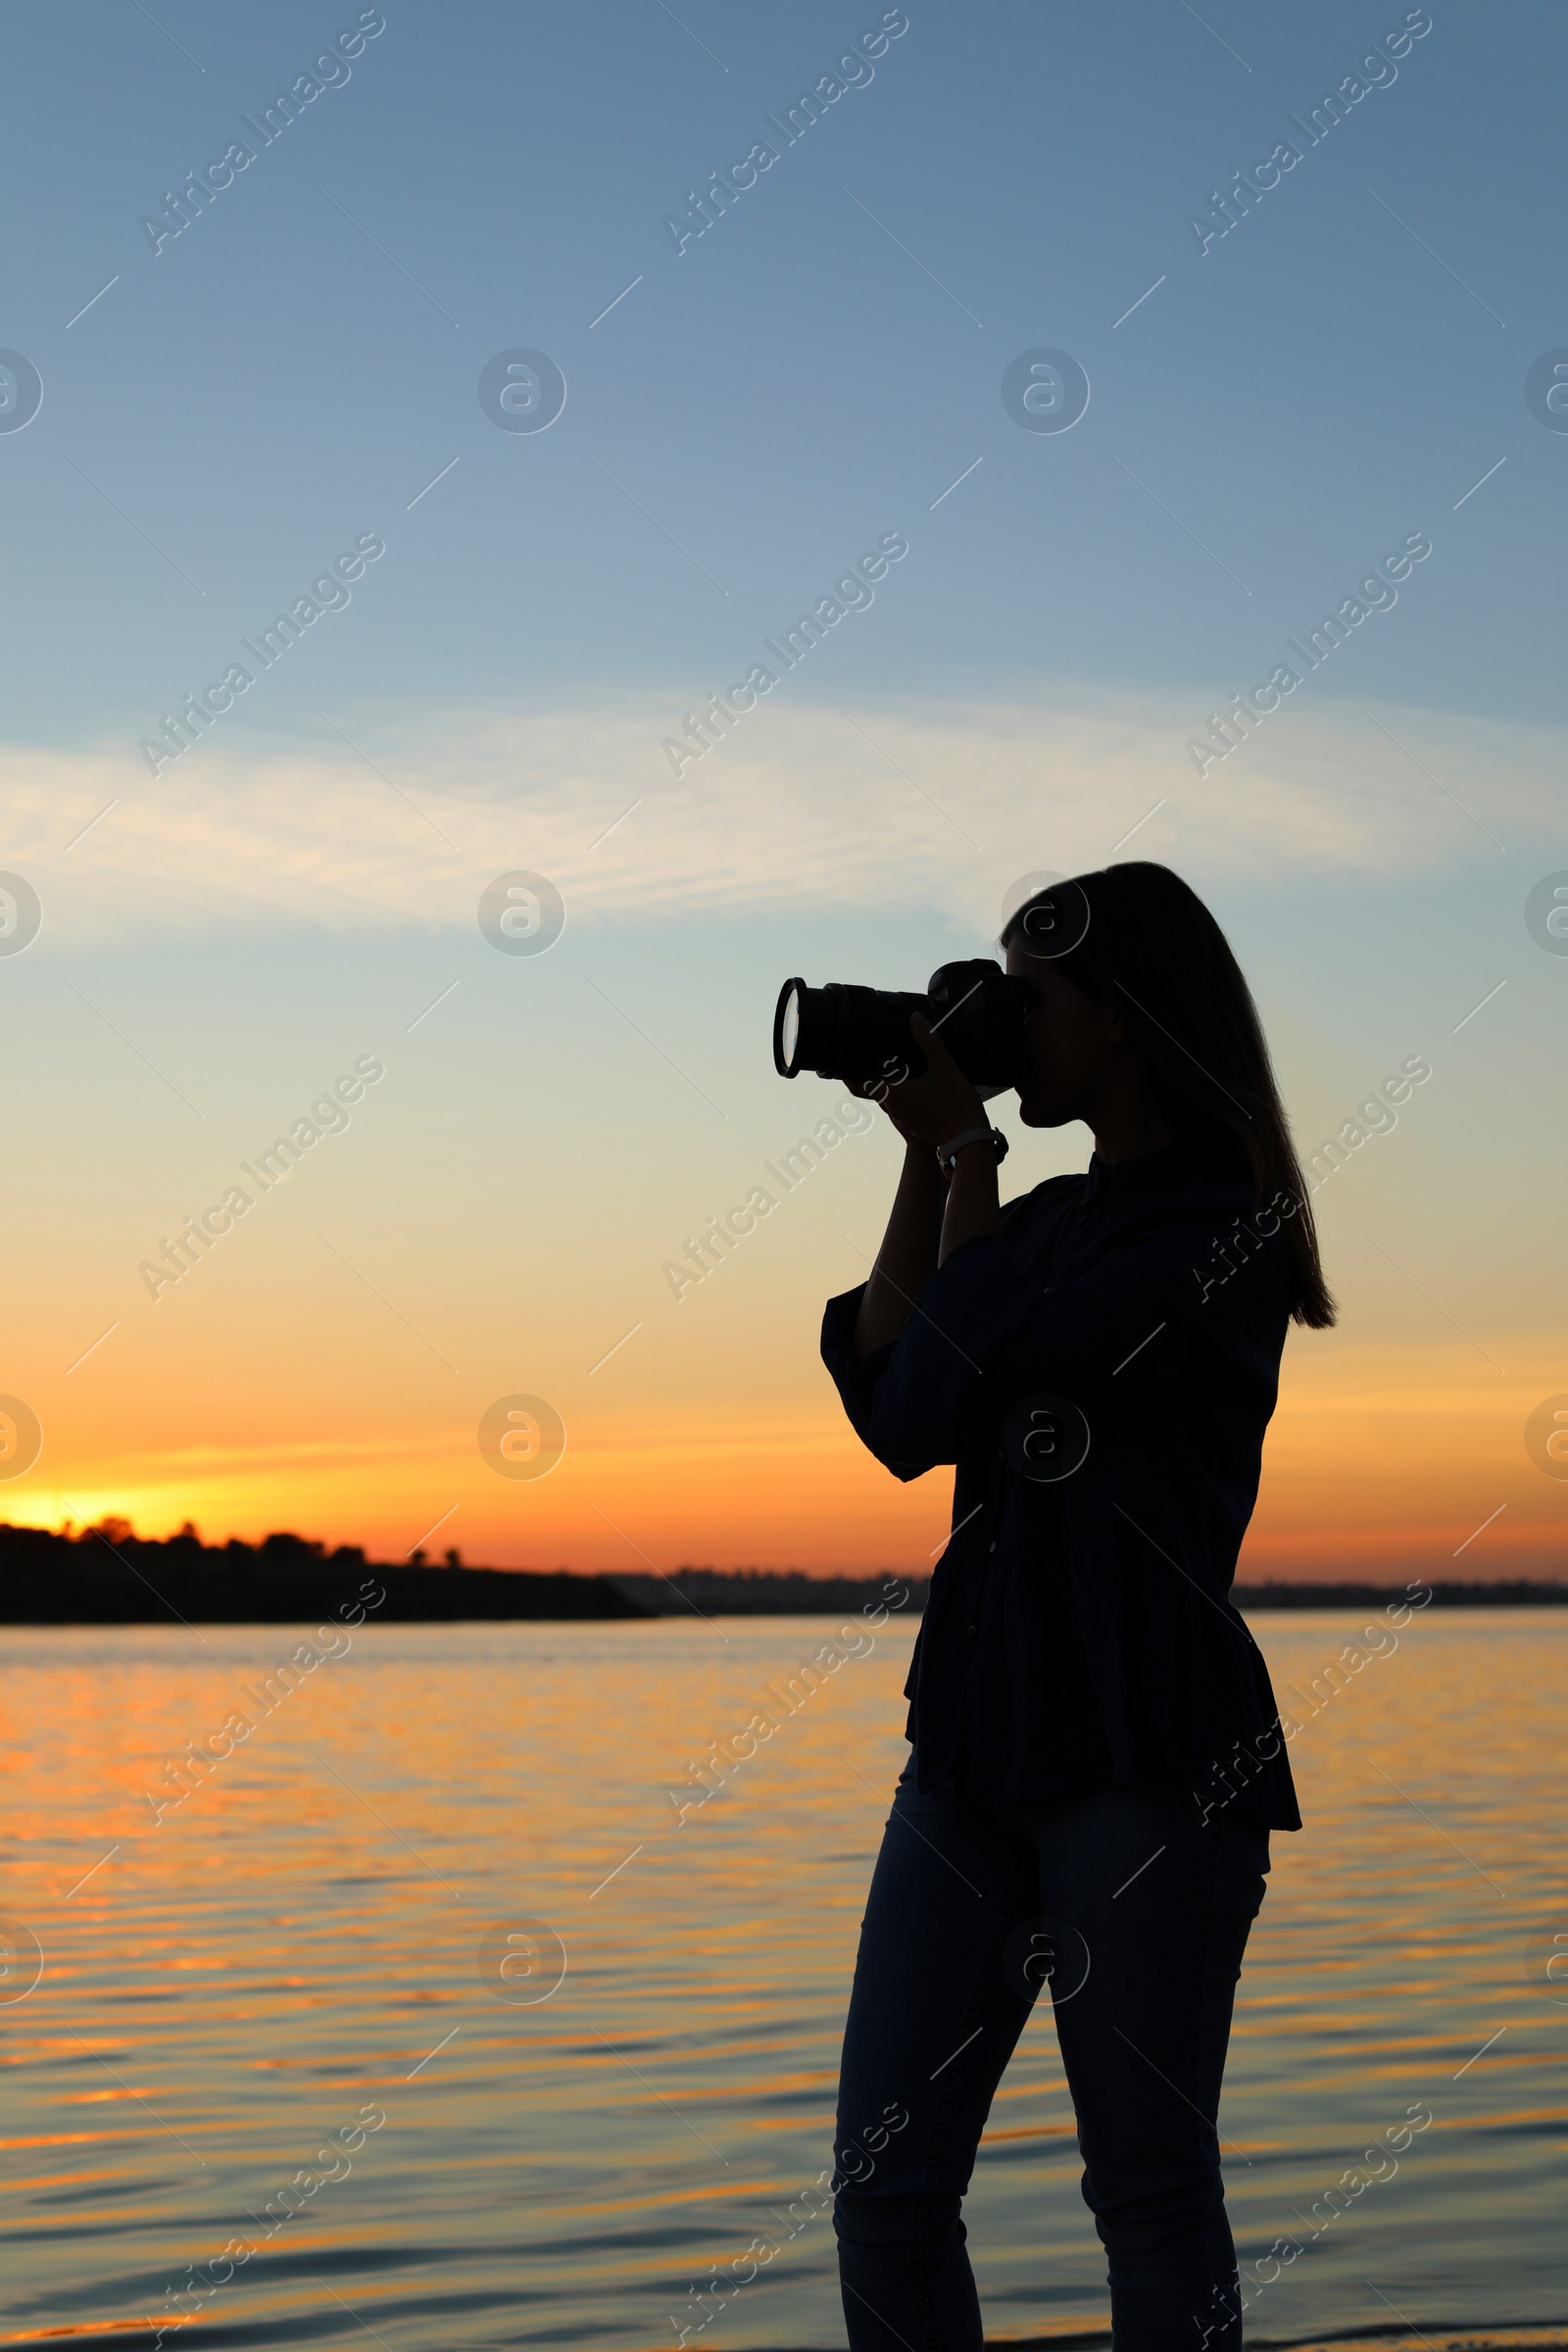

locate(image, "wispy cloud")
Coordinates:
11 690 1547 946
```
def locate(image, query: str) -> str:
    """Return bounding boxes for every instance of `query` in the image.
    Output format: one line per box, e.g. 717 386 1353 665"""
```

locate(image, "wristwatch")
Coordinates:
935 1125 1009 1172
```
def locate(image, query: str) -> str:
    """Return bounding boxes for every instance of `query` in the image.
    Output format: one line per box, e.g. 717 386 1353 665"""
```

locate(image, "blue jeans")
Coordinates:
832 1772 1269 2350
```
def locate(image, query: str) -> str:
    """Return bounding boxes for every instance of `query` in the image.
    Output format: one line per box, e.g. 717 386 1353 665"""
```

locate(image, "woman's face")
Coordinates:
1004 943 1130 1128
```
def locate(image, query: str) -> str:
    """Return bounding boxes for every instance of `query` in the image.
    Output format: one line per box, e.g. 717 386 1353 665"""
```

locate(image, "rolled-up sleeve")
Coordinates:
819 1285 903 1459
820 1244 1039 1479
821 1209 1244 1481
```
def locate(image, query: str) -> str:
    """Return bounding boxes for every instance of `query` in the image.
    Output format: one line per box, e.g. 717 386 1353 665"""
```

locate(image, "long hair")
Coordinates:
1002 861 1335 1329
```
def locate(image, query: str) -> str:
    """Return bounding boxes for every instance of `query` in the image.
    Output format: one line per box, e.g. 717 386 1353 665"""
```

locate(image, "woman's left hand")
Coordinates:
879 1014 987 1151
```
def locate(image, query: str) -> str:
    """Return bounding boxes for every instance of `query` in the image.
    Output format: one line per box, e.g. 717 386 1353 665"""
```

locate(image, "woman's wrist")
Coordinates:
935 1125 1006 1172
853 1129 946 1356
937 1136 1002 1264
905 1133 947 1193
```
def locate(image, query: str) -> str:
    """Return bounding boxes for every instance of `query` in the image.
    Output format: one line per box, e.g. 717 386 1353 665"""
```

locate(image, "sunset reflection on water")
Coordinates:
2 1609 1565 2349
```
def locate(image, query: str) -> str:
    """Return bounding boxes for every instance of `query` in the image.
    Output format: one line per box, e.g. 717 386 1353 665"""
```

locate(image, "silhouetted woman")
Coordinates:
821 862 1332 2352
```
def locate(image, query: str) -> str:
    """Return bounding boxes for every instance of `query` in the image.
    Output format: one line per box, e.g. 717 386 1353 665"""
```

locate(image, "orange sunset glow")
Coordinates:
7 7 1568 2346
14 1331 1565 1581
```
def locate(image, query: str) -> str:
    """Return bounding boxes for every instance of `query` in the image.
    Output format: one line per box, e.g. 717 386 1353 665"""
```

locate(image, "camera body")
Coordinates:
772 958 1031 1099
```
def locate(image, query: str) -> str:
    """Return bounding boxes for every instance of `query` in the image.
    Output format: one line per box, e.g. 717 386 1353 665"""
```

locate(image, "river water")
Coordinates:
2 1608 1565 2348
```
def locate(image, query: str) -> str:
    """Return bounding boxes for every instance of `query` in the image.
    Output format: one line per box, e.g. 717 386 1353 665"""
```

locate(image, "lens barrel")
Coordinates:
771 959 1030 1096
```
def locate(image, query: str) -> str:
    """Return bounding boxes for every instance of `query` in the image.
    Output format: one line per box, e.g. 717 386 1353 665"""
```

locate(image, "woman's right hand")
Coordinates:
876 1015 988 1153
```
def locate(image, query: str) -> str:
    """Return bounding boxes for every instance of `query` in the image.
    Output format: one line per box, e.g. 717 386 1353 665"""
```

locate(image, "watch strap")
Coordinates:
936 1125 1008 1171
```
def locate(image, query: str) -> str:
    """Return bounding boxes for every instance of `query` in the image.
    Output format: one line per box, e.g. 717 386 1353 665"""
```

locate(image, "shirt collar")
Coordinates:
1082 1140 1192 1206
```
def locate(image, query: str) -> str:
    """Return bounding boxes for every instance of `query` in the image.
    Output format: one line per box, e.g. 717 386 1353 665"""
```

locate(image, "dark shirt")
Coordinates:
820 1145 1302 1831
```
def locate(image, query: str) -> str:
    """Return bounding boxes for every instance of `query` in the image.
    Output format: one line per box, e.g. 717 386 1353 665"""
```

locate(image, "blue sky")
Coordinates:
2 1 1564 1571
3 0 1565 743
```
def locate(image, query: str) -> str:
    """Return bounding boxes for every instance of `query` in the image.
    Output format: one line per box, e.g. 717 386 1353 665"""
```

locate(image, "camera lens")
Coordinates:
774 979 809 1077
780 986 801 1071
773 966 1027 1091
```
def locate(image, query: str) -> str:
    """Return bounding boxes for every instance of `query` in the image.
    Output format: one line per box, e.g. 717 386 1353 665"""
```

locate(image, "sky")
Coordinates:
1 0 1565 1580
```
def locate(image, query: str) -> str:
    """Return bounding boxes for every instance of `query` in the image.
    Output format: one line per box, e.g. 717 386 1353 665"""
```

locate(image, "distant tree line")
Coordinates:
0 1520 640 1624
0 1521 1557 1624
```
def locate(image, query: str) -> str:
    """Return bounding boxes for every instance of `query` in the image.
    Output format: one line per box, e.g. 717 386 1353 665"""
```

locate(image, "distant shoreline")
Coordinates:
1 1521 1562 1624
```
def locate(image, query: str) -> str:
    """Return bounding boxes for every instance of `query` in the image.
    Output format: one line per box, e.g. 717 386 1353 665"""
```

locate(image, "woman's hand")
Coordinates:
879 1016 1002 1267
879 1014 987 1151
852 1017 995 1355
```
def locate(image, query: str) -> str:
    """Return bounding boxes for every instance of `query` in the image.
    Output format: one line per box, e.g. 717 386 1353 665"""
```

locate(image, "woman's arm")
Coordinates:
852 1138 946 1356
938 1136 1001 1264
853 1015 999 1354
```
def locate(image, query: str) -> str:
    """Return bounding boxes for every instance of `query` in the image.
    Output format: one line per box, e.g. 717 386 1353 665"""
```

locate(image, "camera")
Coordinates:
772 958 1031 1099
